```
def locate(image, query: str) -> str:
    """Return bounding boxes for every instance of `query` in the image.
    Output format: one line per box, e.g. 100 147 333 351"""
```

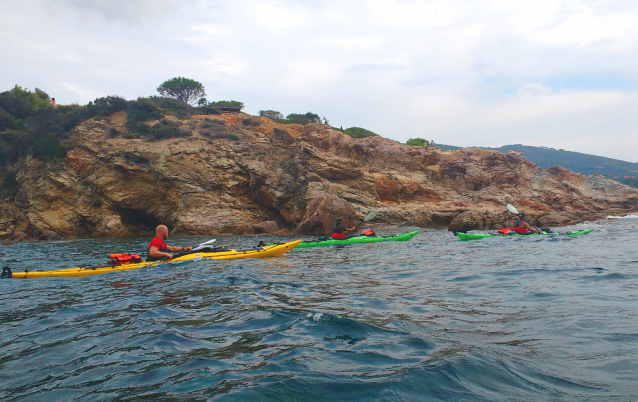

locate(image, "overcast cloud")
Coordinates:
1 0 637 161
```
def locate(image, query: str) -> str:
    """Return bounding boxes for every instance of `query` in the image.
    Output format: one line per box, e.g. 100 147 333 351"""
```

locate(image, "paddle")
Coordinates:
355 209 378 228
506 204 543 233
150 238 217 264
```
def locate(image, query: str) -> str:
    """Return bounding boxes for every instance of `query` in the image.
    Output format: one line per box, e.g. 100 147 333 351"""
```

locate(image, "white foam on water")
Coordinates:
306 312 324 322
606 214 638 219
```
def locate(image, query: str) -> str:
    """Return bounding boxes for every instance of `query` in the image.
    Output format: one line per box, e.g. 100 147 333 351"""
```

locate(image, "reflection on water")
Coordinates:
1 219 637 400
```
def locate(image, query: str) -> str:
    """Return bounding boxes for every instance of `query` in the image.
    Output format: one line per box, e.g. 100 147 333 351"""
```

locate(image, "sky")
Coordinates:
1 0 637 162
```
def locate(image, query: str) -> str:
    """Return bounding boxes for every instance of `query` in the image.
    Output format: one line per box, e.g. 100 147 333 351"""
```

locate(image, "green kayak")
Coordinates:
456 228 593 241
293 230 420 248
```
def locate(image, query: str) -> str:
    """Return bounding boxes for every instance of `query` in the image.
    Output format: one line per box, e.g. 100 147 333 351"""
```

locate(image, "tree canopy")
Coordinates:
156 77 206 105
286 112 322 125
259 110 284 120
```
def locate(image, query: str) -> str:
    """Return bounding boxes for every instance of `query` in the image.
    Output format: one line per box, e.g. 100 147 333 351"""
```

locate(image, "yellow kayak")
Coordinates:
5 240 301 279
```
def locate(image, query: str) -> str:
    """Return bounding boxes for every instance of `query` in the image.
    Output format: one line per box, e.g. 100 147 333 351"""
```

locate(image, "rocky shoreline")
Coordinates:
1 112 637 241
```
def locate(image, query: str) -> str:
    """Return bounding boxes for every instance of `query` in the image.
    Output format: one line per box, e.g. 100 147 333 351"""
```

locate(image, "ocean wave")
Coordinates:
606 214 638 219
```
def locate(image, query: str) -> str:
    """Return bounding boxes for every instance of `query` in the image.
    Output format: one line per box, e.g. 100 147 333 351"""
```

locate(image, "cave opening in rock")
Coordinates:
116 208 165 234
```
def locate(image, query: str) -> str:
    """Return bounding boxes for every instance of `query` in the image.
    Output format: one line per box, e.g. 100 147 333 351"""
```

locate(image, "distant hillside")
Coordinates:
436 144 638 187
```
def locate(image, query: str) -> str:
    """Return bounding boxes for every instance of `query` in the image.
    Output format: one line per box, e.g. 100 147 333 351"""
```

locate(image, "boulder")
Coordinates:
252 221 279 234
12 231 29 242
39 230 61 241
293 195 357 235
2 239 13 246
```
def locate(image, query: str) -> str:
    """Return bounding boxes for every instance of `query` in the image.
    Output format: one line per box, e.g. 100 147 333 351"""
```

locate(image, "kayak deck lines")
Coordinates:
292 230 420 248
3 240 301 279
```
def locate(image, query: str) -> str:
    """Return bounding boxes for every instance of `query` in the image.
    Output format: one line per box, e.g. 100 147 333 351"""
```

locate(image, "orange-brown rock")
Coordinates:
3 113 637 237
293 195 358 235
252 221 279 234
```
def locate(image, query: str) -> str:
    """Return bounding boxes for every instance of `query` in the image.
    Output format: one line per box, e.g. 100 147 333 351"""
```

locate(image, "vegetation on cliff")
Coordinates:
0 81 381 184
257 110 379 139
259 110 328 125
406 138 429 147
0 84 247 171
334 127 379 139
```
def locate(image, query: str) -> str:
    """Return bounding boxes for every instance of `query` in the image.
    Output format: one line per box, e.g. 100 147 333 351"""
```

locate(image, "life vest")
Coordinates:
109 253 143 265
332 233 347 239
360 228 375 236
511 221 531 234
497 228 514 235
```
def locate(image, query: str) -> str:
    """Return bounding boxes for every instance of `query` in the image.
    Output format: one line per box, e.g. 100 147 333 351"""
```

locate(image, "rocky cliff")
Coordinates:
2 111 637 238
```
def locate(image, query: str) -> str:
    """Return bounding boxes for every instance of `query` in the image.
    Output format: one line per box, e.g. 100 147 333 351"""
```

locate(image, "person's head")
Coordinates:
518 213 525 220
335 217 343 225
156 225 169 240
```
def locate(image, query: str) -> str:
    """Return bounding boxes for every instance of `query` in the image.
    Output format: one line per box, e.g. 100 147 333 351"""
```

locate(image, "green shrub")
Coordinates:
343 127 378 138
194 105 222 115
0 107 18 131
200 119 225 129
242 118 261 126
149 96 192 119
127 97 164 123
86 96 127 118
199 123 239 140
209 100 244 110
406 138 428 146
141 119 192 140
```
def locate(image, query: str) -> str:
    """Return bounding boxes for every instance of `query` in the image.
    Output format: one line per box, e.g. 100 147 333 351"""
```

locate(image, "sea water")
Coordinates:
1 217 637 400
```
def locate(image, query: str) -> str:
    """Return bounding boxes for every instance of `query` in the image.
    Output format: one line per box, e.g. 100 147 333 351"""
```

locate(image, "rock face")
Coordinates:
252 221 279 234
2 112 638 237
39 230 61 241
293 195 358 235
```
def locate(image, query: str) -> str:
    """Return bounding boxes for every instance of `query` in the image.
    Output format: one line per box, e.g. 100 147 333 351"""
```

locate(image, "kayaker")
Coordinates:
512 213 540 234
147 225 192 261
332 217 356 239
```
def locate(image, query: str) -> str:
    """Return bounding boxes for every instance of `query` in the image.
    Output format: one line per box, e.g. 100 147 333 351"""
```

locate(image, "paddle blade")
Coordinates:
363 209 378 222
198 239 217 246
506 204 519 214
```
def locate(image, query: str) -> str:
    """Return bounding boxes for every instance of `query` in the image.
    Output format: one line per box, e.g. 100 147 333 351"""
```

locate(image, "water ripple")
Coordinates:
1 219 637 400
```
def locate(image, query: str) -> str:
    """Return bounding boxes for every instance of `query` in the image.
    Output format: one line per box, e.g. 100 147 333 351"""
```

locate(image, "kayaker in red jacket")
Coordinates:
147 225 192 261
332 217 356 239
512 214 540 234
